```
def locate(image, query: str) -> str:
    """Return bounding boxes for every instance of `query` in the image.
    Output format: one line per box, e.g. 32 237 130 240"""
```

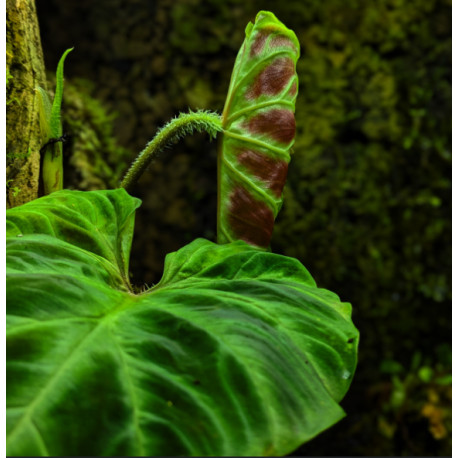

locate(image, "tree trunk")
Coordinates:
6 0 47 208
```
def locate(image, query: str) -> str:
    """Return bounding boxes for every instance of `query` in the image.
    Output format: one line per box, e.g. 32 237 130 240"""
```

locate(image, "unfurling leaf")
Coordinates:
218 11 300 248
49 47 73 139
39 47 73 195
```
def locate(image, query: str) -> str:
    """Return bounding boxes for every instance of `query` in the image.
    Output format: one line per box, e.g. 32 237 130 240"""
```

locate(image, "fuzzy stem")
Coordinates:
120 110 222 191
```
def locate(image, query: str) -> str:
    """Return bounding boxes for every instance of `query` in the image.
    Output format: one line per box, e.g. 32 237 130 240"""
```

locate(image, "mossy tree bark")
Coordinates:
6 0 47 208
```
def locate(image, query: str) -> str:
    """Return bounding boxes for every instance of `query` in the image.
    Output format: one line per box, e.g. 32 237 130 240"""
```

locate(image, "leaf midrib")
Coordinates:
7 279 271 456
6 320 104 449
109 322 146 456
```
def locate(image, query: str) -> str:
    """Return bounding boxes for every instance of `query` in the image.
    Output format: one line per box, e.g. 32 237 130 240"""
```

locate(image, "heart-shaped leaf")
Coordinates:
6 189 358 456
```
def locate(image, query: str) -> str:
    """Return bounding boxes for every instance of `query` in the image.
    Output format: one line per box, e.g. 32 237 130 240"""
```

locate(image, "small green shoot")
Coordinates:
36 47 73 194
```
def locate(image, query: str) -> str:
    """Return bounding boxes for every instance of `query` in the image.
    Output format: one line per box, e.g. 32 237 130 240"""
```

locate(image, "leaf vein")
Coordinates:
6 321 102 447
222 129 290 157
109 324 146 456
221 156 277 209
31 419 50 456
226 99 294 125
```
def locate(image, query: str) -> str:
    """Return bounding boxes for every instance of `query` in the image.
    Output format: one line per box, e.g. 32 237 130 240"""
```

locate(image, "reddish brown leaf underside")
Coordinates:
250 27 297 57
228 186 274 247
250 30 269 57
244 109 296 144
246 57 295 100
237 150 288 197
270 34 297 51
250 26 278 56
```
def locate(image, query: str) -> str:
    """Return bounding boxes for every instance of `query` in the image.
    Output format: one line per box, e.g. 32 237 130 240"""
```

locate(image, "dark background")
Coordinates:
36 0 451 455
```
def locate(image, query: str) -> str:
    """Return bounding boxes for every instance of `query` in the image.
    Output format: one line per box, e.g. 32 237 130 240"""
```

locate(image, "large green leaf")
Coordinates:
6 189 358 456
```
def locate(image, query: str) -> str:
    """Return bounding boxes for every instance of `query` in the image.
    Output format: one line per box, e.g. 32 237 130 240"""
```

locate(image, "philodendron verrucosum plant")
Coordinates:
6 11 359 457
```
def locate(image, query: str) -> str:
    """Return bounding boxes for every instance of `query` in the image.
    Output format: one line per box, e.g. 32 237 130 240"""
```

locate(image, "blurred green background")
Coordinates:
37 0 451 455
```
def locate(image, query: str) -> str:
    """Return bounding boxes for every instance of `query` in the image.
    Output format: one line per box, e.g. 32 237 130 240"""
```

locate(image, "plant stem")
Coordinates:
42 143 63 194
120 110 222 191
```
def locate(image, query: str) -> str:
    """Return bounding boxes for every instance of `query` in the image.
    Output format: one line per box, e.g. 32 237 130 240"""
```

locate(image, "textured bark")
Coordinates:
6 0 47 208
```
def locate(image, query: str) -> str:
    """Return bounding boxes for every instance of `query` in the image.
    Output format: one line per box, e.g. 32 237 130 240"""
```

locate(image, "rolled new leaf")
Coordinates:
40 47 73 195
218 11 300 248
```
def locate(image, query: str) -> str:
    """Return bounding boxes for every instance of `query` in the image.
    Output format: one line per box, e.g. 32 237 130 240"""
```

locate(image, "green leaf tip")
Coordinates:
245 11 299 41
50 47 73 137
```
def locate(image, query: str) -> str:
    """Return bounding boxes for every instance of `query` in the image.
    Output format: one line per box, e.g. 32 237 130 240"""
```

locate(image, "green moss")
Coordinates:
6 179 21 197
6 67 13 87
6 52 20 107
